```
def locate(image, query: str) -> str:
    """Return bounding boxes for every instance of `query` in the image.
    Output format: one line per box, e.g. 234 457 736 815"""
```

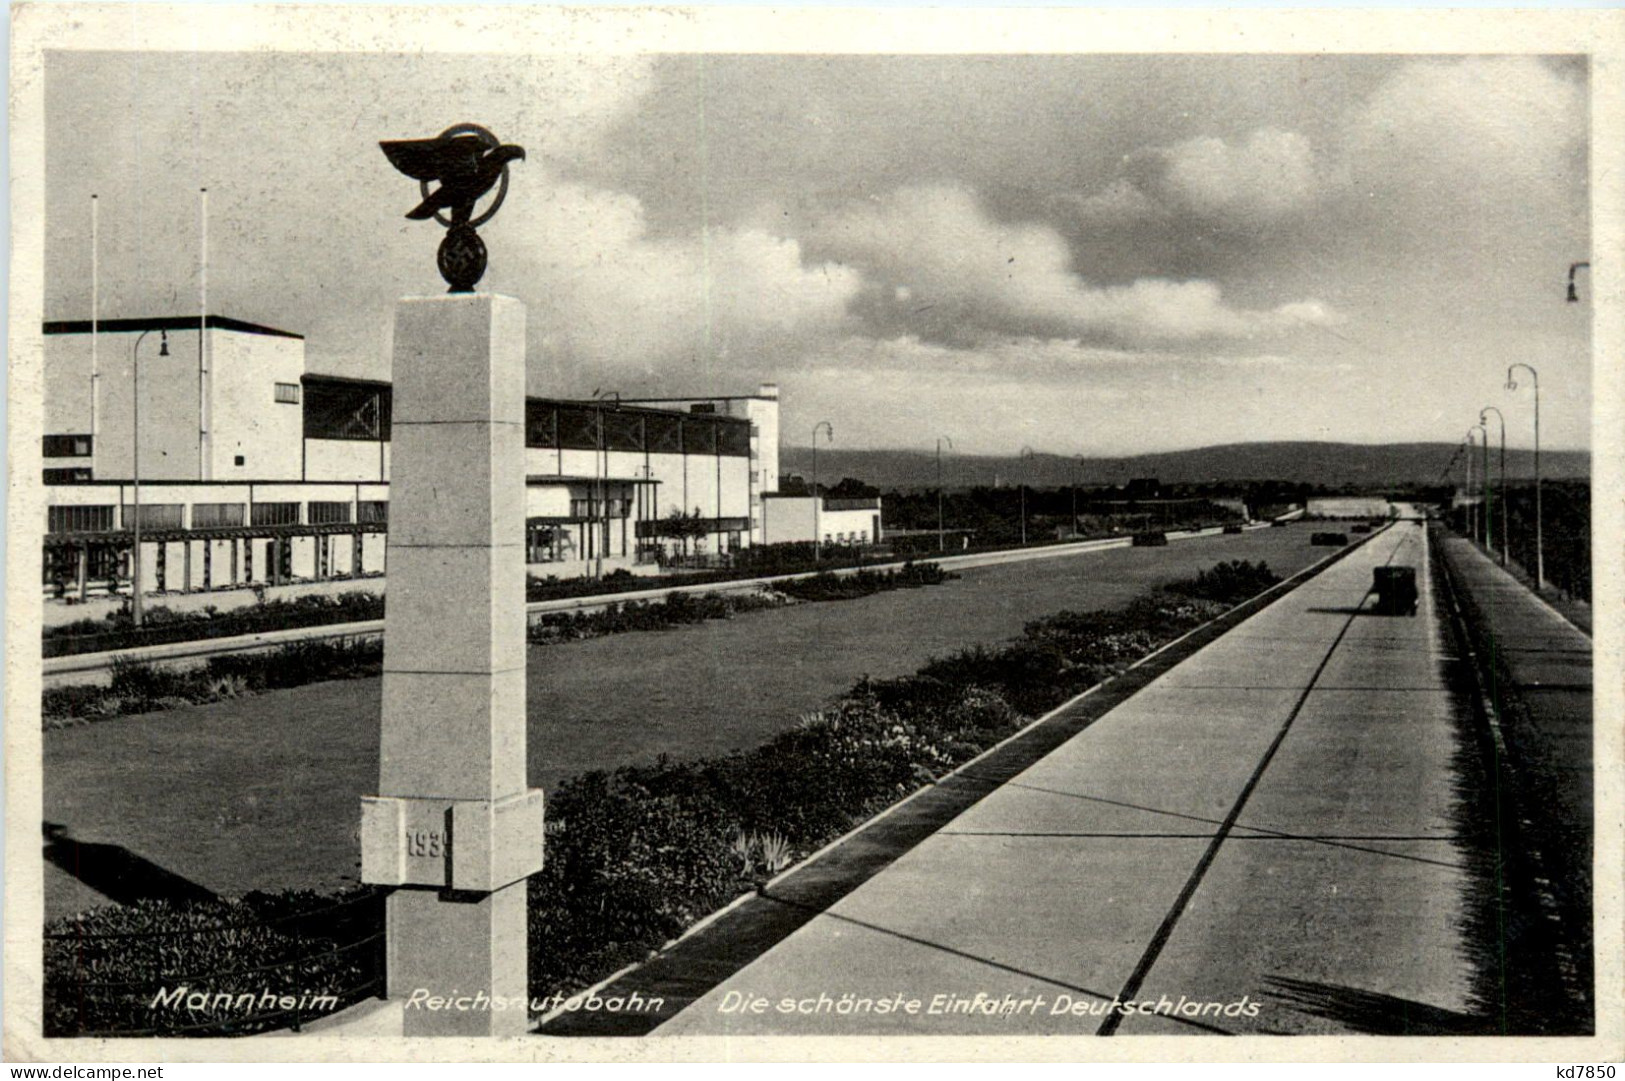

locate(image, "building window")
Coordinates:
304 379 390 441
358 500 389 524
191 503 246 528
234 455 246 466
47 505 114 533
308 500 353 525
525 401 558 449
557 405 600 451
43 468 93 484
716 421 750 457
275 382 301 404
43 434 93 457
569 497 629 520
646 413 682 454
121 504 184 529
251 502 300 527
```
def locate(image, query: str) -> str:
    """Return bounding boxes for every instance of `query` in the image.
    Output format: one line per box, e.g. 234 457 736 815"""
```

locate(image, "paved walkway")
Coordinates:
1435 529 1594 1025
655 521 1484 1036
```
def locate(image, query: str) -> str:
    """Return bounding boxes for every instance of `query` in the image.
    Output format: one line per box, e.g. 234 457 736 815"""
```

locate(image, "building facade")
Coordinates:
760 494 884 549
40 315 776 598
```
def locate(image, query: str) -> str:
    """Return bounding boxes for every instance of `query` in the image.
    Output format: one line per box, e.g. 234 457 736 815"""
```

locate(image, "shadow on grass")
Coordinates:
43 821 218 908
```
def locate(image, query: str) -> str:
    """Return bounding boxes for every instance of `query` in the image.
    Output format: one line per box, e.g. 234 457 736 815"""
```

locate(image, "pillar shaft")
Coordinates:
366 294 538 1037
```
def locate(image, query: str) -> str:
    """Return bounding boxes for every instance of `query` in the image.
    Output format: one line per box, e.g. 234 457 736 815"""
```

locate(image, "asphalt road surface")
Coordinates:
659 520 1486 1036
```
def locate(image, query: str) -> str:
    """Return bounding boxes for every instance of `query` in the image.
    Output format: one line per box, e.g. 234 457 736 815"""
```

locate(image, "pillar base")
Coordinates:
386 883 530 1037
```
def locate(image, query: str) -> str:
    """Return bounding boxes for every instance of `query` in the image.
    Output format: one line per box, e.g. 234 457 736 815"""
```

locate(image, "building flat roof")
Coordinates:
44 315 304 340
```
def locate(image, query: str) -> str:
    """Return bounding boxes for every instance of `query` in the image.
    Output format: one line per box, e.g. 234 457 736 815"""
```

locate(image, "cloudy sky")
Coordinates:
44 51 1590 454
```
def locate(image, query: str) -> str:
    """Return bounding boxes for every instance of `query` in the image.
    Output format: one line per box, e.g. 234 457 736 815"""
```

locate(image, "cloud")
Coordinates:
1344 56 1585 219
498 172 861 387
1141 128 1321 227
1069 127 1321 232
804 184 1339 347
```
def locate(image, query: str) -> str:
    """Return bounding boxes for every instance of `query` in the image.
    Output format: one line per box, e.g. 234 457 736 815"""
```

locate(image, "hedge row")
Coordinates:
43 560 1280 1034
43 591 387 658
42 639 387 728
42 564 954 728
45 544 926 658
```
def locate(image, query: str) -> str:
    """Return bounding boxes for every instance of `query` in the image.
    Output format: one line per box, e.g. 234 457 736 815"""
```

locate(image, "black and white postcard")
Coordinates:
5 3 1621 1063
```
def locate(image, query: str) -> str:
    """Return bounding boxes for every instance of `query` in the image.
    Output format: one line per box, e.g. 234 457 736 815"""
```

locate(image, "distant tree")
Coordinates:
827 477 880 500
778 475 811 497
656 508 710 556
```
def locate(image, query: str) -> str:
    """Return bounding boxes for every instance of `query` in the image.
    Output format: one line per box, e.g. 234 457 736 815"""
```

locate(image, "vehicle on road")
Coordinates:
1372 566 1418 615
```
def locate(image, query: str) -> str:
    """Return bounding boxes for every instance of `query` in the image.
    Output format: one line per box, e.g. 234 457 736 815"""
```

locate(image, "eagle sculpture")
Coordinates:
380 132 526 222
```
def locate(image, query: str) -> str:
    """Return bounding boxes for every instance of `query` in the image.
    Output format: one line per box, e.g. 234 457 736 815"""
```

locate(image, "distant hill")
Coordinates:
778 441 1591 492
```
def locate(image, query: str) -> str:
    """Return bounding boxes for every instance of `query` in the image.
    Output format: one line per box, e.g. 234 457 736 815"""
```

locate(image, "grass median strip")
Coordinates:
41 563 957 728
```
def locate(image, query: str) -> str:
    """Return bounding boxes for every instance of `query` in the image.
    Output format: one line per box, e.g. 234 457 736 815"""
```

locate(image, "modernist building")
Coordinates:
39 315 785 597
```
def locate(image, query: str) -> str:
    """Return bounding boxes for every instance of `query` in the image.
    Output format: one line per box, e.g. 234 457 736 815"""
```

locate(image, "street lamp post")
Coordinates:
1072 455 1083 538
1019 446 1036 546
811 420 833 562
1469 429 1482 539
1480 406 1509 565
1469 424 1487 548
591 390 619 579
129 329 169 627
936 435 953 552
1506 363 1543 589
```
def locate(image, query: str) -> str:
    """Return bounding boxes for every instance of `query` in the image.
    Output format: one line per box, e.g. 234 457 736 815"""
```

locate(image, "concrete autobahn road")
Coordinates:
40 523 1253 687
656 519 1483 1037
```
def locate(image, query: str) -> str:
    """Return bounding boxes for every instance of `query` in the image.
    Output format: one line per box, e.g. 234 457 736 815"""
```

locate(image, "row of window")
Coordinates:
567 498 632 520
46 500 390 534
300 380 752 456
525 402 751 456
823 531 872 545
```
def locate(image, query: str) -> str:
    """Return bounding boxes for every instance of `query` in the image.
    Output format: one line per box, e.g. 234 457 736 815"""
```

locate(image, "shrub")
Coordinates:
41 639 385 726
43 590 386 658
44 889 383 1037
1165 560 1282 606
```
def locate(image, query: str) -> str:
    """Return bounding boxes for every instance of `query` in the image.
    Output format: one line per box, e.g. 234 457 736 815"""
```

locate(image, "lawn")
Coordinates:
43 526 1328 917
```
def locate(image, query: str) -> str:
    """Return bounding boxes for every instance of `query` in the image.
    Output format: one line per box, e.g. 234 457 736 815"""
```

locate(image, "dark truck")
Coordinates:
1372 566 1419 616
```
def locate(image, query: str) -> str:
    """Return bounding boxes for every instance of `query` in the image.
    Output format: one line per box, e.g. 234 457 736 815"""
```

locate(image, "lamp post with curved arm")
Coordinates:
129 329 170 627
811 421 833 562
1019 446 1037 546
1567 261 1590 303
936 435 953 552
1506 363 1543 589
1480 406 1508 565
